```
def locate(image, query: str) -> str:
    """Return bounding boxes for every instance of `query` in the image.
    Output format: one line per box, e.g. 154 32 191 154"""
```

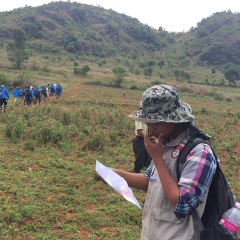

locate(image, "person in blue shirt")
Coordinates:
56 84 62 99
0 85 10 112
19 86 26 104
53 84 57 95
41 85 47 102
25 86 33 106
12 86 20 105
34 86 42 105
49 84 54 97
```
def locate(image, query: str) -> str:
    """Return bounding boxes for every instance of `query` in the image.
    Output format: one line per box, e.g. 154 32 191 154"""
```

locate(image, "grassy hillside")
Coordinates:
0 80 239 239
1 3 240 87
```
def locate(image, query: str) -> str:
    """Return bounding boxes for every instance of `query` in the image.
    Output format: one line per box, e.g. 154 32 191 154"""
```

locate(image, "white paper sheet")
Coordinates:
95 160 141 209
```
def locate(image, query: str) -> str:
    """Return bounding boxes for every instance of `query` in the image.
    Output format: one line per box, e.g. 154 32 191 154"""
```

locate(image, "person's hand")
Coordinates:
144 133 164 161
130 136 135 142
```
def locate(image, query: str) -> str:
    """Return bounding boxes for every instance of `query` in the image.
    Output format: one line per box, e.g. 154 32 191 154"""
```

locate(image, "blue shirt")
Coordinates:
0 87 10 99
12 89 20 98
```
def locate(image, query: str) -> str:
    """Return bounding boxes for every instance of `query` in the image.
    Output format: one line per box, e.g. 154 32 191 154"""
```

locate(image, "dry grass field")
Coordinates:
0 79 239 239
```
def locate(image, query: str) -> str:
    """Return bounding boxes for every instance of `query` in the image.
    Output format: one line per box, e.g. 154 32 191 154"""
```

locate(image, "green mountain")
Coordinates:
1 2 240 85
0 1 169 57
184 11 240 66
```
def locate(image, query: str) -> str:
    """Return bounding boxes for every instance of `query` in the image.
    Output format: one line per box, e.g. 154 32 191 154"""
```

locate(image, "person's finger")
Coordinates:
144 134 149 146
158 133 164 143
149 137 156 143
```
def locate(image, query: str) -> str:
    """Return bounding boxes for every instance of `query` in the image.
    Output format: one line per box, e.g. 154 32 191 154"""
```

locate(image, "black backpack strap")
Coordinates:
176 138 209 240
176 138 209 181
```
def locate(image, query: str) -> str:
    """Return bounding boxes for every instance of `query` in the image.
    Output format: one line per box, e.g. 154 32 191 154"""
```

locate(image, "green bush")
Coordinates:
225 97 232 102
39 127 52 143
213 93 224 101
23 140 37 151
130 85 138 90
52 128 64 144
5 121 25 143
84 132 106 150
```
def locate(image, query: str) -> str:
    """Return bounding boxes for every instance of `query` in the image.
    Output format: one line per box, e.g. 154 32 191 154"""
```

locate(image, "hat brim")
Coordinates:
129 101 194 123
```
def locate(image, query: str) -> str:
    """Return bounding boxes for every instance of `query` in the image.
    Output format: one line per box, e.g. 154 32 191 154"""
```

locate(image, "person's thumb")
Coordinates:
158 133 164 142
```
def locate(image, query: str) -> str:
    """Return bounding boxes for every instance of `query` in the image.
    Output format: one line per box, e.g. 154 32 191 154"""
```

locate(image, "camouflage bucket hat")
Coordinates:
129 85 195 123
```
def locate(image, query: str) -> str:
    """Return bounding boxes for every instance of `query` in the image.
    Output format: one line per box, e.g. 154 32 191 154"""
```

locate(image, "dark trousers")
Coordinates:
34 96 41 105
26 97 32 106
43 93 47 101
56 91 61 98
0 99 8 112
133 136 152 173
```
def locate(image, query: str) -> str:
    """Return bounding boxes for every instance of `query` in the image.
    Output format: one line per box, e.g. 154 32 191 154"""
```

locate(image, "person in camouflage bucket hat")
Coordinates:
97 84 216 240
129 84 210 140
129 85 194 123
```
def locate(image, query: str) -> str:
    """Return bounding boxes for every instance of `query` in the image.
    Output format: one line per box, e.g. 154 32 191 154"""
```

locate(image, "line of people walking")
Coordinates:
12 84 63 106
0 83 63 112
49 84 62 98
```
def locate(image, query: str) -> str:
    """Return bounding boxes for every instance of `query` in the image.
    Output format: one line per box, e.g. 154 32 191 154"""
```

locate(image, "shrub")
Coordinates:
112 65 128 88
23 140 37 151
130 85 138 90
52 128 64 144
84 132 106 150
5 121 25 143
39 128 52 143
62 111 71 125
134 69 141 75
73 65 90 76
213 92 224 101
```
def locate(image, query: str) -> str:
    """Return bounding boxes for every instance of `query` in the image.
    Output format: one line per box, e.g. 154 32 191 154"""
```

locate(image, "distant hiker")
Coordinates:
0 85 10 112
34 86 42 105
47 84 50 96
19 87 25 103
53 84 57 95
49 84 54 97
56 84 62 99
25 86 33 106
22 86 28 105
12 87 20 105
41 85 47 101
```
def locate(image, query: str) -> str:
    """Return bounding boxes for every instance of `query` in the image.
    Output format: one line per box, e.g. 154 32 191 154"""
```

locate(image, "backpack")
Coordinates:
56 85 61 93
34 89 40 97
42 86 46 94
0 88 3 99
177 138 236 240
25 89 32 98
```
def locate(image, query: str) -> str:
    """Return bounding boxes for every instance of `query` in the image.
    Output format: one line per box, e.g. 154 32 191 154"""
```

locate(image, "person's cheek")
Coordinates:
153 130 160 138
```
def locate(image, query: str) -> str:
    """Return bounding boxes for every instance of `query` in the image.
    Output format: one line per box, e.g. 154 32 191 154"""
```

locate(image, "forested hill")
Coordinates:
0 1 171 57
1 2 240 85
185 11 240 66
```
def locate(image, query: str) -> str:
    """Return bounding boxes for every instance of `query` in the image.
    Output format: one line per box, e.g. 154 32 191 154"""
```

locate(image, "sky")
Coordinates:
0 0 240 32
